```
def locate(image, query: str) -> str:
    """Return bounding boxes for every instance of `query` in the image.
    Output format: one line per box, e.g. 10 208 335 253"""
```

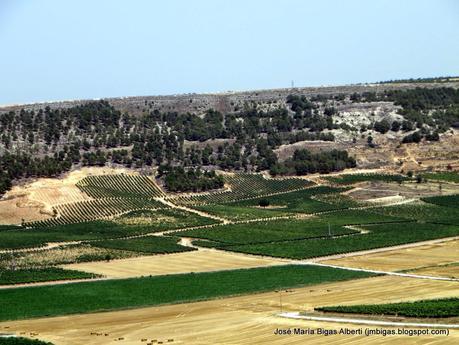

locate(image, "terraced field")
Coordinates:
76 174 165 198
192 186 356 220
173 174 313 205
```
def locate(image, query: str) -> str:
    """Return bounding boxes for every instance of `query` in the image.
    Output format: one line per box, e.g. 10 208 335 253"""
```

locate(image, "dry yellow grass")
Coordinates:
410 264 459 279
62 249 288 278
323 240 459 272
1 276 458 344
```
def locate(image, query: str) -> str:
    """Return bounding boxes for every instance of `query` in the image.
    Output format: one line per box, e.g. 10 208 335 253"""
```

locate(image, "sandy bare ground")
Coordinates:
1 275 458 345
321 239 459 272
0 167 136 225
62 249 287 278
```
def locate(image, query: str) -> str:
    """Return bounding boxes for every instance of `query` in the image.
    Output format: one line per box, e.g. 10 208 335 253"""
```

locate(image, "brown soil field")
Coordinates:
61 249 288 278
0 167 137 225
1 275 458 344
322 240 459 272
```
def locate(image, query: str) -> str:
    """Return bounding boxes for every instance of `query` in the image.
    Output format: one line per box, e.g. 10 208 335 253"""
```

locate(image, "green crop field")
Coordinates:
177 218 359 245
221 222 458 259
0 265 374 321
183 208 459 259
420 171 459 183
372 202 459 225
76 174 165 198
422 194 459 208
315 297 459 318
90 236 195 254
0 209 218 250
325 173 410 185
30 198 166 227
0 268 98 285
173 173 313 205
193 186 356 220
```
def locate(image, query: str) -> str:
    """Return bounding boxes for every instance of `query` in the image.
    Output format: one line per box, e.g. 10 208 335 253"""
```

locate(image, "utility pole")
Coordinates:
328 222 332 237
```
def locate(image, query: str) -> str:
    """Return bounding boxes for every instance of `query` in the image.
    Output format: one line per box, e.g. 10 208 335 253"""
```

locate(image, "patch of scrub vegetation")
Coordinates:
420 171 459 183
115 208 216 228
0 267 99 285
0 244 138 269
0 265 374 321
90 236 195 254
373 202 459 225
0 209 218 250
222 221 458 259
315 298 459 318
192 187 355 221
325 173 410 185
0 338 53 345
193 204 292 221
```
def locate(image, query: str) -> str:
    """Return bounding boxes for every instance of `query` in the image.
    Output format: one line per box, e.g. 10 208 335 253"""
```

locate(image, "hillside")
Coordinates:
1 80 459 196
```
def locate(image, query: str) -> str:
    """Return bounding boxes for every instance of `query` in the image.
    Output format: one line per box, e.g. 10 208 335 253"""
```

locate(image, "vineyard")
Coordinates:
90 236 195 254
372 201 459 226
0 267 98 285
76 174 165 198
0 265 373 322
171 174 313 205
30 198 166 228
315 297 459 318
176 186 356 221
178 218 359 246
420 171 459 183
178 207 459 259
26 174 167 228
0 209 217 250
421 194 459 208
219 221 459 259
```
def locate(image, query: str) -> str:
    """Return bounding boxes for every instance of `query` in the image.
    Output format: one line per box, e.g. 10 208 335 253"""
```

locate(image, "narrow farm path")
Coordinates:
154 197 230 224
